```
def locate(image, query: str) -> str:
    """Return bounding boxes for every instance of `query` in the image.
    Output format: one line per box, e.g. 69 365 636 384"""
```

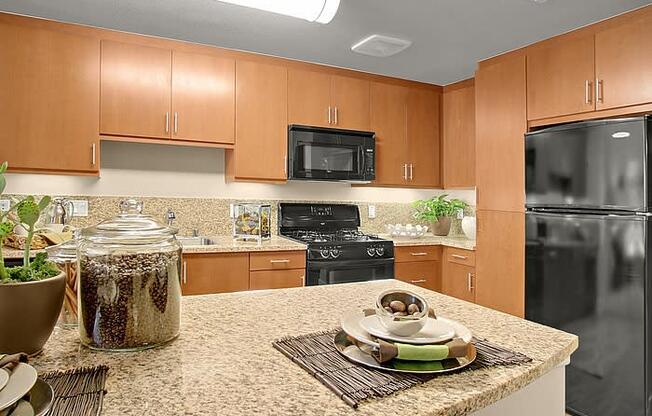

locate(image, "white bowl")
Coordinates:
375 289 429 337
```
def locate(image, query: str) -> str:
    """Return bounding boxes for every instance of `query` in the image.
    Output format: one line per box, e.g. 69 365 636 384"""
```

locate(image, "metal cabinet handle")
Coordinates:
451 254 467 260
410 252 428 256
403 163 408 180
409 164 413 180
301 275 305 286
284 155 287 176
596 79 604 103
334 107 338 125
410 279 427 284
584 80 592 104
328 106 332 124
91 143 97 166
270 259 291 264
174 112 178 134
182 261 187 284
165 112 170 133
467 272 474 291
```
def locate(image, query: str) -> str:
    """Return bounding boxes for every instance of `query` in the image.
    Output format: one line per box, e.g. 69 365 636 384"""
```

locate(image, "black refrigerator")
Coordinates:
525 116 652 416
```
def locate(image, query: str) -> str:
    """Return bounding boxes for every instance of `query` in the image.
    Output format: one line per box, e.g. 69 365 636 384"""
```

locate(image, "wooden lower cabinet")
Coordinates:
394 245 441 263
475 210 525 317
250 269 305 290
181 253 249 296
442 259 475 303
395 261 441 292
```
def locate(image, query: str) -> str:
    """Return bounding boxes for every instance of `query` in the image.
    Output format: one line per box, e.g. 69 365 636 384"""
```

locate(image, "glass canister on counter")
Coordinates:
232 203 271 242
78 199 182 351
45 235 80 328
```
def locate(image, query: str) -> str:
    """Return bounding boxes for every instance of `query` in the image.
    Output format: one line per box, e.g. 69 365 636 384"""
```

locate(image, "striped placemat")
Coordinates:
41 366 109 416
273 329 531 408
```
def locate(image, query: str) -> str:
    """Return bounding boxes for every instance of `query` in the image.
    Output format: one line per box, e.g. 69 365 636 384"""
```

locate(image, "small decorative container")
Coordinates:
45 236 79 329
78 199 181 351
233 203 271 242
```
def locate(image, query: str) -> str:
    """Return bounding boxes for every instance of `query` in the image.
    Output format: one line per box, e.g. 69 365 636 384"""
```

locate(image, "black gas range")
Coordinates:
279 203 394 286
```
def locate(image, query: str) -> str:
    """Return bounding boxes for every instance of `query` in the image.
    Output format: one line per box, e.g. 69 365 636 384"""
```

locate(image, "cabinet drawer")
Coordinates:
395 261 441 292
250 269 305 290
445 247 475 267
395 246 442 263
249 251 306 271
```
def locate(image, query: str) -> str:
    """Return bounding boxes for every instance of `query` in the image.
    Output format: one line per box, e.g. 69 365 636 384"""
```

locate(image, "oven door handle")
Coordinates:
308 258 394 270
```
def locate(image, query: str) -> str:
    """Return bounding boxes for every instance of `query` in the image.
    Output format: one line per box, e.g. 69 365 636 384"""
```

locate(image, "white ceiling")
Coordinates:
1 0 650 85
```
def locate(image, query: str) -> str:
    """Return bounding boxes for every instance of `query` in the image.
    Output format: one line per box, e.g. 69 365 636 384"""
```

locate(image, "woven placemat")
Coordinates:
41 365 109 416
273 329 531 408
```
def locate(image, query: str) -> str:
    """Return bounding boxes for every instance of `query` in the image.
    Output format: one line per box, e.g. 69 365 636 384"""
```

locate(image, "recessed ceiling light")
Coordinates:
351 35 412 58
216 0 340 24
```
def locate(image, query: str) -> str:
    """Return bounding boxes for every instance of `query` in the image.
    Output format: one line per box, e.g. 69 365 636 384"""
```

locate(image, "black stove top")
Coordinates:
284 229 384 244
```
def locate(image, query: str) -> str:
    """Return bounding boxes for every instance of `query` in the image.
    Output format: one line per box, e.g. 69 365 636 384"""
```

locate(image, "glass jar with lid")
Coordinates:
78 199 181 351
45 234 80 329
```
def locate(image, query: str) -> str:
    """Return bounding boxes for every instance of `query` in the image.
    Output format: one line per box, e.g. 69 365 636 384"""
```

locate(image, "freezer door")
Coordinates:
525 117 649 211
525 211 647 416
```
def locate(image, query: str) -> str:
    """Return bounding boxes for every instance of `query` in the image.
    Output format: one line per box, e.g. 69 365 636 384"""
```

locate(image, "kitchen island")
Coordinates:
33 280 576 416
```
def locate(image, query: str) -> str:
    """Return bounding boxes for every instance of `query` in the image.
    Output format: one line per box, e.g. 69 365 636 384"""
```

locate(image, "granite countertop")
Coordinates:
181 235 307 254
379 234 476 251
33 280 577 416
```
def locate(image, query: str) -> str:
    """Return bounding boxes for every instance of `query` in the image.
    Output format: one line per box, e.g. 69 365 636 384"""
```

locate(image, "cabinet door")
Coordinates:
370 82 408 186
331 75 370 130
442 258 475 303
231 60 288 181
475 210 524 317
172 51 235 143
526 35 595 120
595 9 652 110
100 40 171 139
395 261 441 292
250 269 305 290
288 69 331 128
475 53 527 212
443 82 475 188
407 88 441 187
0 22 99 173
182 253 249 295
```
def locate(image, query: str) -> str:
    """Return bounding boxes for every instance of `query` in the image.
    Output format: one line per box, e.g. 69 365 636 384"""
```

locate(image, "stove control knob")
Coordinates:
330 248 341 259
367 247 376 257
375 246 385 256
320 249 331 259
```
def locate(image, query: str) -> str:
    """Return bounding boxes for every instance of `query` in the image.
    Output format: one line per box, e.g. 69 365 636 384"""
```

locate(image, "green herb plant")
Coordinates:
412 194 468 223
0 161 58 283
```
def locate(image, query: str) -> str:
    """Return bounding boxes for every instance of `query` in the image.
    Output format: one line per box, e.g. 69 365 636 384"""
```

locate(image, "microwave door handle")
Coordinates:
359 145 365 177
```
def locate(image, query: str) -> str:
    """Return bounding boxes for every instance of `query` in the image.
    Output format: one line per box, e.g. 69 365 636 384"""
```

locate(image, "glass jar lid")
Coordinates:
45 233 79 263
81 199 178 244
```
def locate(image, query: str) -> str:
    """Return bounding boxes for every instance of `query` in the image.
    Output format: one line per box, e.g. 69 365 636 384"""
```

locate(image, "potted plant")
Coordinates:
0 161 64 355
413 194 467 236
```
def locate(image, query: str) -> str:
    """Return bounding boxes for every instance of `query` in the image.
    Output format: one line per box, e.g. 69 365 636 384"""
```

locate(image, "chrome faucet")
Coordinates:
165 208 176 226
192 229 199 237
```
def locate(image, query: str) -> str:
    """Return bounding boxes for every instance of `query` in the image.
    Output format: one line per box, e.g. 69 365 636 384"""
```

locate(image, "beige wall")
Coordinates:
4 141 476 204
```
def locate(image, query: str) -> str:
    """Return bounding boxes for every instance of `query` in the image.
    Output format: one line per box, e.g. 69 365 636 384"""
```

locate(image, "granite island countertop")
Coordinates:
32 280 577 416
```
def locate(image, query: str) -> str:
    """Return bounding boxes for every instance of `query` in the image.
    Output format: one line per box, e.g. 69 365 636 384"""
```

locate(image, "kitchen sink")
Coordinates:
176 236 216 246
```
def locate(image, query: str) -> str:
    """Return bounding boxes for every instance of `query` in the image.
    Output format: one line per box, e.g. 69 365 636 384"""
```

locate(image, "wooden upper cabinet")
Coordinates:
475 53 527 212
0 21 100 173
330 75 370 130
172 51 235 144
407 87 440 187
288 69 331 128
442 80 475 188
595 9 652 110
100 40 172 139
229 60 288 181
526 34 595 120
475 210 524 317
370 82 408 186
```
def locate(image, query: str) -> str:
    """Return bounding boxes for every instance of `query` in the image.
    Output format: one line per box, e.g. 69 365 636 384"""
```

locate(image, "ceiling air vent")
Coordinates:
351 34 412 57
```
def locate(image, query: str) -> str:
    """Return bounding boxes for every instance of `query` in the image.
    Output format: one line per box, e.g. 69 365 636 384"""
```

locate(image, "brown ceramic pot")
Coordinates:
431 217 452 236
0 271 66 355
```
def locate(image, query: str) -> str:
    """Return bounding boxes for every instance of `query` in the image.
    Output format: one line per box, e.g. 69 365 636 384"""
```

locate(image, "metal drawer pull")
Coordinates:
403 163 408 180
584 80 592 104
165 112 170 133
410 252 428 256
451 254 467 260
328 106 332 124
409 164 413 180
410 279 427 284
91 143 96 166
334 106 338 124
596 79 604 103
270 259 291 264
174 112 178 134
182 261 187 284
467 272 474 291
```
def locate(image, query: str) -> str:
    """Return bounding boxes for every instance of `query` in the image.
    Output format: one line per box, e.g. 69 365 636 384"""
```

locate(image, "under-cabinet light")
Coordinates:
216 0 340 24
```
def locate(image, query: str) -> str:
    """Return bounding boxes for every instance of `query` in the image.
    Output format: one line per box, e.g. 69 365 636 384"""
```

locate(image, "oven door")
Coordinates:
288 126 373 181
306 258 394 286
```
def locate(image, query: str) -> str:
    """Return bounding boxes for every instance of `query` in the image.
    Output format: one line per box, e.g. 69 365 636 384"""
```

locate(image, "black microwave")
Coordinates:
287 125 375 183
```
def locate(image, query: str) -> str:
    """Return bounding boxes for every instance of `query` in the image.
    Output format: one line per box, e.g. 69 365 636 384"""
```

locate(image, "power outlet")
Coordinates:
0 199 9 213
368 205 376 219
457 209 464 220
229 204 235 219
71 200 89 217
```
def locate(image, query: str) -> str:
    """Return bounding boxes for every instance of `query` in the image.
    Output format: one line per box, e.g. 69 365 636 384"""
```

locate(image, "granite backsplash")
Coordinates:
5 195 475 238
